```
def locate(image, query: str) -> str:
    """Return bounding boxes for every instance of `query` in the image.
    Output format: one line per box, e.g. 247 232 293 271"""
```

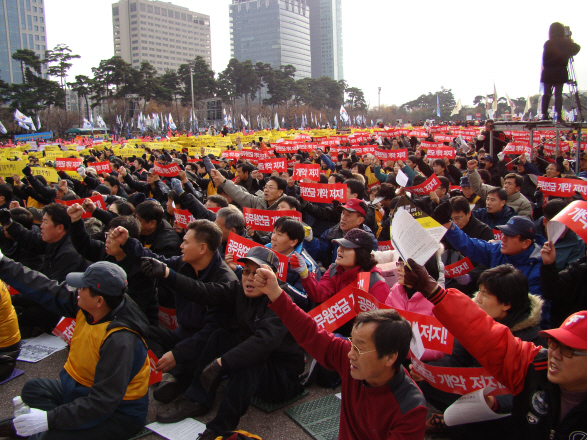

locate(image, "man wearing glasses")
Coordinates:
403 258 587 439
252 263 428 439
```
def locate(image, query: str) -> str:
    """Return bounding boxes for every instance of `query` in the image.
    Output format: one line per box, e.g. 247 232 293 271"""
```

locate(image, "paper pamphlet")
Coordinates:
396 169 409 187
444 387 511 426
391 209 440 266
146 419 207 440
17 334 68 363
394 197 447 243
546 220 566 244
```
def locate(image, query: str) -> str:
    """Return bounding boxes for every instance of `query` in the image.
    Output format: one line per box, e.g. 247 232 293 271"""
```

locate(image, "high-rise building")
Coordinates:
229 0 311 80
0 0 48 84
307 0 343 80
111 0 212 74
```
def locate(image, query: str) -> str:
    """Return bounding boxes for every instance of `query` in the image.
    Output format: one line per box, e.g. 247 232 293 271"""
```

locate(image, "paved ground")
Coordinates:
0 342 449 440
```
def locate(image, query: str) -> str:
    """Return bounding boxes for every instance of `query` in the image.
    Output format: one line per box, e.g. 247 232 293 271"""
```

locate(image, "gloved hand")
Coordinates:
170 178 184 195
14 408 48 437
402 258 439 297
534 190 544 209
303 225 313 241
77 167 86 178
200 359 223 393
290 252 308 278
22 165 32 177
497 151 505 161
140 257 169 279
432 199 452 225
454 273 472 285
0 208 11 226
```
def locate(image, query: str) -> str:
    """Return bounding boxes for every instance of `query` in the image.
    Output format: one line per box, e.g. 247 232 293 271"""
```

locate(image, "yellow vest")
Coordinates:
64 310 149 401
0 282 20 349
26 196 45 211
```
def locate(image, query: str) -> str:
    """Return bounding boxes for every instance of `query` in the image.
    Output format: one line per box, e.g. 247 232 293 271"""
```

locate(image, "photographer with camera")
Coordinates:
541 22 580 121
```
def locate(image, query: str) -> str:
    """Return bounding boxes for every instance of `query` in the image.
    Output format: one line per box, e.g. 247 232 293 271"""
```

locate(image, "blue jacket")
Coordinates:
319 153 336 172
444 222 549 324
472 205 516 229
535 217 585 271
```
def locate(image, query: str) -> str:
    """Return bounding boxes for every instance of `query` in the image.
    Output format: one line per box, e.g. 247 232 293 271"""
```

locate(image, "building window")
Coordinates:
175 11 180 19
34 25 38 30
130 3 136 12
32 6 37 12
147 4 153 13
154 6 160 14
140 3 146 11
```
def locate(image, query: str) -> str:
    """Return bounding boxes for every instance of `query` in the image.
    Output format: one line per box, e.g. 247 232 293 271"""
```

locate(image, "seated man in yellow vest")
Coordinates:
0 259 150 440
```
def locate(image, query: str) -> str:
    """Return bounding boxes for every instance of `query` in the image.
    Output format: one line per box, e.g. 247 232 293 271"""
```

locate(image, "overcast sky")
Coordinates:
45 0 586 110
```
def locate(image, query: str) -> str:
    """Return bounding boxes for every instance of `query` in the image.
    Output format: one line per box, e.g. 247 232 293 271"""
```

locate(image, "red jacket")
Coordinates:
270 292 427 440
301 264 389 304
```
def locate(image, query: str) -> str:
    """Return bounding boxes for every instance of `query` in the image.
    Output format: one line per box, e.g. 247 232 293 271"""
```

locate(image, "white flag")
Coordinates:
505 93 516 113
240 114 248 126
450 98 462 117
492 84 498 112
0 121 6 135
524 95 531 115
36 115 41 129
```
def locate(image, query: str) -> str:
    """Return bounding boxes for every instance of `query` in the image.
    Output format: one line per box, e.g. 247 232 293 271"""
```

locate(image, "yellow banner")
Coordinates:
0 161 24 178
31 167 60 183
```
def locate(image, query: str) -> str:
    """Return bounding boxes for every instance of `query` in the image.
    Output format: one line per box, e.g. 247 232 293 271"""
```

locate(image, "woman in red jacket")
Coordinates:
290 228 388 303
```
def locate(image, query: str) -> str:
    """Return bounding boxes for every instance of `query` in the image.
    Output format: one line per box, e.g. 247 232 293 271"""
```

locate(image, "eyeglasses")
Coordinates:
548 338 587 359
265 186 278 191
347 337 377 356
451 215 466 222
241 268 257 278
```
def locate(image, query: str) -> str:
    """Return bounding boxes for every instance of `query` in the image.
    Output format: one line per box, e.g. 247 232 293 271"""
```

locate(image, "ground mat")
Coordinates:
284 394 340 440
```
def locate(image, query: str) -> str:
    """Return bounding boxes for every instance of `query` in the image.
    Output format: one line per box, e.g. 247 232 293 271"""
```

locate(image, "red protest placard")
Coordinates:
258 158 286 174
52 317 76 345
173 206 195 229
55 157 83 172
158 306 178 330
308 284 357 332
147 350 163 385
221 150 241 160
352 289 454 354
377 240 394 251
225 232 288 281
320 138 339 147
444 257 473 278
374 148 408 162
153 162 181 177
420 141 444 150
537 177 587 200
293 164 321 181
551 200 587 242
8 286 19 296
503 142 532 156
87 161 112 174
408 129 429 138
493 229 504 241
404 174 440 195
55 195 105 219
425 147 456 160
329 146 349 158
411 357 510 396
243 208 302 232
299 182 346 203
353 146 375 155
433 134 454 143
207 206 221 214
274 144 299 154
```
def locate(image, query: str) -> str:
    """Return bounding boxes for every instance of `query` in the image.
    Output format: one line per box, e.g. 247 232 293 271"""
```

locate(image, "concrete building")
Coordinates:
229 0 311 80
111 0 211 74
0 0 48 84
307 0 343 80
64 88 106 121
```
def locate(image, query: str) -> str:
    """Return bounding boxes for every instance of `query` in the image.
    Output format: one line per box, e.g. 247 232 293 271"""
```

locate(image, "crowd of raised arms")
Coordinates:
0 118 586 440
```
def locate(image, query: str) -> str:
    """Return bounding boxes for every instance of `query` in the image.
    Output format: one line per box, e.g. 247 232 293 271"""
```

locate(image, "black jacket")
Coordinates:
122 174 169 206
140 220 181 258
5 221 87 283
0 224 43 271
540 37 581 84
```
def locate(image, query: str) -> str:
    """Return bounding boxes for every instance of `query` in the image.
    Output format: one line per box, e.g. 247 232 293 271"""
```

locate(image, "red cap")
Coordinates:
341 198 366 216
539 311 587 350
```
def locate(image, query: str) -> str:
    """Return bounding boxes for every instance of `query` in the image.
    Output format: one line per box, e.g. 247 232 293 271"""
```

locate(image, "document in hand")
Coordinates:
391 209 440 266
444 387 510 426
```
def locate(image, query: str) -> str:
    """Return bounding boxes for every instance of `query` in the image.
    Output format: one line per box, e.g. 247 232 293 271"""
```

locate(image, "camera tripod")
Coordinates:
567 57 585 122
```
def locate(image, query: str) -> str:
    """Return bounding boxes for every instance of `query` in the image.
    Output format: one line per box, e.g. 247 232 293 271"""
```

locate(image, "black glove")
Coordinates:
534 190 544 209
0 209 11 226
402 258 439 297
140 257 168 279
432 199 452 225
200 359 223 393
22 165 32 177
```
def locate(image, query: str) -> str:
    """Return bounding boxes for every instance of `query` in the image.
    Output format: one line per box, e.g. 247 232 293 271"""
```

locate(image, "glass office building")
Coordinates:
307 0 343 80
0 0 48 84
229 0 311 80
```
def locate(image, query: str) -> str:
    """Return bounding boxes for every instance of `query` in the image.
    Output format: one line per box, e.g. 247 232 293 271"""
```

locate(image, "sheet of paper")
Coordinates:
396 169 409 187
547 220 566 244
17 334 68 363
444 387 511 426
146 419 207 440
410 322 425 360
391 209 440 266
335 393 341 400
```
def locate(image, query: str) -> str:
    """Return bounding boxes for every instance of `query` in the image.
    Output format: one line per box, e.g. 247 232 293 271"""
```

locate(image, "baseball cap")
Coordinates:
460 176 471 187
483 155 494 163
496 216 536 239
237 247 279 272
333 228 374 252
341 198 367 216
539 311 587 350
66 261 128 297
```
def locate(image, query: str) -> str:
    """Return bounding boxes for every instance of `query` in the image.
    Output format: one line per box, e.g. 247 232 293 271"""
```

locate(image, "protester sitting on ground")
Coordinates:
412 265 544 438
252 263 428 439
400 258 587 439
293 228 387 304
454 175 485 210
138 247 305 440
0 281 20 383
467 161 533 219
0 207 43 272
0 260 150 440
471 188 516 229
211 170 285 211
214 205 247 258
535 199 585 271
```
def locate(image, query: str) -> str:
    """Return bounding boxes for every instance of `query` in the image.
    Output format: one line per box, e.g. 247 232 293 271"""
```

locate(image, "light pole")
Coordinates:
378 87 381 109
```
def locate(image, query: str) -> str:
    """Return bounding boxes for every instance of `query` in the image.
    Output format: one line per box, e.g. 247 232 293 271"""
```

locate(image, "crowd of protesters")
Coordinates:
0 117 585 440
